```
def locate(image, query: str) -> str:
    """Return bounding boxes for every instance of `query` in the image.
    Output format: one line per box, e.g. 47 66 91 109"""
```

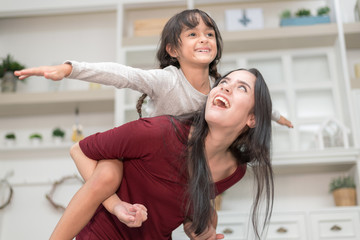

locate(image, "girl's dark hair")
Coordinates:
172 68 273 238
136 9 223 117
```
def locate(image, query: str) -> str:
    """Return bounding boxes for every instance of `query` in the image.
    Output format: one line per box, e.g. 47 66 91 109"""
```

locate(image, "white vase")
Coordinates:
4 139 16 147
52 136 64 145
30 138 42 146
1 71 17 93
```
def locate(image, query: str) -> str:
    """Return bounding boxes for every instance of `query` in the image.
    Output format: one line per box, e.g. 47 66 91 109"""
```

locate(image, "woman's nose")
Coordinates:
221 85 232 94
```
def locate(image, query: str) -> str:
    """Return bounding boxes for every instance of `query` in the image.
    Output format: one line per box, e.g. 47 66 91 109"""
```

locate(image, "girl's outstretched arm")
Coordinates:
14 64 72 81
277 115 294 128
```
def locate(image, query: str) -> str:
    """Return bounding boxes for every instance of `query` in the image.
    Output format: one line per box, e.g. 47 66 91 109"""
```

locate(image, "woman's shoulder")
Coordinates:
215 164 247 195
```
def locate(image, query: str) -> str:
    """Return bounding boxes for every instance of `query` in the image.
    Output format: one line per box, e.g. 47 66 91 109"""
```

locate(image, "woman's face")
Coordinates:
205 70 256 133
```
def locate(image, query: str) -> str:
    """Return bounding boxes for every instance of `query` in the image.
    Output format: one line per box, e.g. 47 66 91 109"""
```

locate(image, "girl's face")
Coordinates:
205 70 256 133
168 16 217 69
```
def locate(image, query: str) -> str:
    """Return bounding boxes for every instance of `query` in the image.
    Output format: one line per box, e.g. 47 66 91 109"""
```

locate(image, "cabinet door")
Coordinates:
310 211 360 240
221 48 345 152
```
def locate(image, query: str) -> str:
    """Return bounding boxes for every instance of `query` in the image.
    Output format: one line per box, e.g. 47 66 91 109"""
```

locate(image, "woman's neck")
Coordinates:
204 128 238 181
182 66 211 95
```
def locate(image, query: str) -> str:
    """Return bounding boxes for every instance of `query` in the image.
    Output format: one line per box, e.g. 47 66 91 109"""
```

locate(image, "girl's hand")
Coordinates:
14 64 72 81
113 201 148 228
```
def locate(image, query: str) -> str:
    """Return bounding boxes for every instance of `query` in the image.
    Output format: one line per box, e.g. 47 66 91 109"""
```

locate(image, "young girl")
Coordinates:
50 68 274 240
15 8 283 237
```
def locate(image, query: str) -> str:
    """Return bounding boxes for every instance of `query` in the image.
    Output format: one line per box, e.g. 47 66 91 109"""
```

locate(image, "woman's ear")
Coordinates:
166 44 177 58
247 114 256 128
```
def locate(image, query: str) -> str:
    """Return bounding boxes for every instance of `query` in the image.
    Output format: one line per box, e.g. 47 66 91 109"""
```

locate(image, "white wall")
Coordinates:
0 11 117 240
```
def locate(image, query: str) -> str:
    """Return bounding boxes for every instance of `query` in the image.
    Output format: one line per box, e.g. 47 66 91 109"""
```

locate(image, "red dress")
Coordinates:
77 116 246 240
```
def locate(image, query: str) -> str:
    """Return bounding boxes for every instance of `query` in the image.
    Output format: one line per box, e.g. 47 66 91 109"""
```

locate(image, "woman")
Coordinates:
50 68 274 240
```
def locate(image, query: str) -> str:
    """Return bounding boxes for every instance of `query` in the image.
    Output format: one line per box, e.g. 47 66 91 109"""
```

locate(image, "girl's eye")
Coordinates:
207 32 215 37
188 32 196 37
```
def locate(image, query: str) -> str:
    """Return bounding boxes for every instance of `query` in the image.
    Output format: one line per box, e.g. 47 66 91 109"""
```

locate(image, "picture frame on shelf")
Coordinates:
225 8 264 32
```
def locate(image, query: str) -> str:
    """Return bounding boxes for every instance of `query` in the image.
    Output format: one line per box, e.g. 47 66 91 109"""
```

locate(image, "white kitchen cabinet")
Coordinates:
310 210 360 240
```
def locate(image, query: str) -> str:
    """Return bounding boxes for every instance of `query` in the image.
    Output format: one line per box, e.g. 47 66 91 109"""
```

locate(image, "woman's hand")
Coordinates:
183 219 224 240
14 63 72 81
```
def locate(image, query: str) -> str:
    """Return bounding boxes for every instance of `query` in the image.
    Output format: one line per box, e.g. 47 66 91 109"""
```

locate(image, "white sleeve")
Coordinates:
271 109 280 122
65 60 175 98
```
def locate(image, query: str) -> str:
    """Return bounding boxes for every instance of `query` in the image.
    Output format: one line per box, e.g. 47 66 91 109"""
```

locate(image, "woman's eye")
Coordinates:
219 80 227 84
239 85 247 92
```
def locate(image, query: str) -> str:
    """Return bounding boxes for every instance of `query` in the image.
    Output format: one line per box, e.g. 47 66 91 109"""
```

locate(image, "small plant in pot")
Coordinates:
0 54 26 93
52 127 65 144
280 9 291 19
329 175 357 206
317 6 330 16
4 132 16 146
29 133 43 145
295 8 311 17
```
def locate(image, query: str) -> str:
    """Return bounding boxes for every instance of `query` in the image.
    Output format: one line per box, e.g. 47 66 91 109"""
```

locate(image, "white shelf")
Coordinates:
272 148 360 174
0 89 115 117
0 142 73 160
0 2 117 18
222 23 338 53
122 23 339 52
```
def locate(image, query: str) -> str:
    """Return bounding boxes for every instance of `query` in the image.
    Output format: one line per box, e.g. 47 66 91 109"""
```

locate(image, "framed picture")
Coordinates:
225 8 264 31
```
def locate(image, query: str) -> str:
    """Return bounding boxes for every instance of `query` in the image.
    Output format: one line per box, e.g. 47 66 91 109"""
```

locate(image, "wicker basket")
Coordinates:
215 194 222 211
332 188 357 206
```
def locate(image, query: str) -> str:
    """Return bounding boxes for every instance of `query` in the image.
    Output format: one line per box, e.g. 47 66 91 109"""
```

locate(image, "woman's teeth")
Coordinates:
214 96 229 108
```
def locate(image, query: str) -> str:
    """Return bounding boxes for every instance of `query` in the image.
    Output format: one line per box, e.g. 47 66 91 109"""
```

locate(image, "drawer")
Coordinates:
217 211 249 240
266 213 307 240
310 211 360 240
217 222 247 239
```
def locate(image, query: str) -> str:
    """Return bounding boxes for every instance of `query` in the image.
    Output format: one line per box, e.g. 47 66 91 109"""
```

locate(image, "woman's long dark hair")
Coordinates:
136 9 223 117
172 68 273 238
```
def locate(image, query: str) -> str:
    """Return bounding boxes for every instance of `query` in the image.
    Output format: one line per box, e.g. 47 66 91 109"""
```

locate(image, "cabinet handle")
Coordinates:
222 228 233 234
330 225 342 231
276 227 288 233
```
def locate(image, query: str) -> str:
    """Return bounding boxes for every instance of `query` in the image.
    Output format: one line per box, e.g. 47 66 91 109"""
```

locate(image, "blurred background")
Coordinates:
0 0 360 239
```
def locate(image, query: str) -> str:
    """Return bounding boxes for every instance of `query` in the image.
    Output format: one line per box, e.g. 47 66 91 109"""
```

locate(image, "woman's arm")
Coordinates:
183 210 224 240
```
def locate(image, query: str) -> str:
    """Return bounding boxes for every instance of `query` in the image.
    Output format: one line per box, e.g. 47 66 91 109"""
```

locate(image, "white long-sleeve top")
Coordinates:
66 61 280 121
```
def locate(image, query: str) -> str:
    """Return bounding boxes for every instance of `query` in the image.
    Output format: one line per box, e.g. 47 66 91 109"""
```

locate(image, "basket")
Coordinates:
332 188 357 206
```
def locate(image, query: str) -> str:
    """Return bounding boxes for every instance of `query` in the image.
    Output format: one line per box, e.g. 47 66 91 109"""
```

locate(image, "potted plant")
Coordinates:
329 175 357 206
0 54 26 93
280 9 291 19
52 127 65 144
29 133 43 145
317 6 330 16
4 132 16 146
280 6 331 27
